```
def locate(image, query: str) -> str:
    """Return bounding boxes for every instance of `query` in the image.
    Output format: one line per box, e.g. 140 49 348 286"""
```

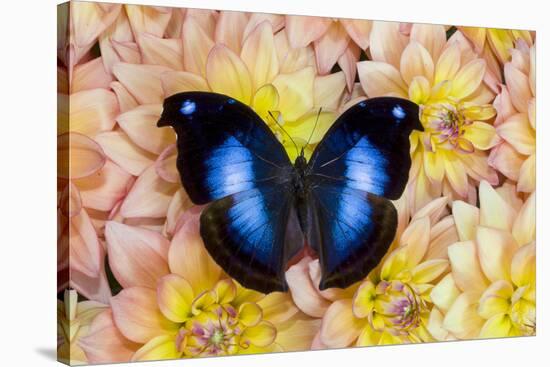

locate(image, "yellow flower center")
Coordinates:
509 286 536 335
375 281 426 333
420 101 474 153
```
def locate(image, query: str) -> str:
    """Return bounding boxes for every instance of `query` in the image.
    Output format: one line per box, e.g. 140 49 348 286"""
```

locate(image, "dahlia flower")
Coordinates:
357 22 499 213
79 211 319 362
57 289 108 365
285 16 373 90
429 181 535 339
489 42 535 193
286 197 459 347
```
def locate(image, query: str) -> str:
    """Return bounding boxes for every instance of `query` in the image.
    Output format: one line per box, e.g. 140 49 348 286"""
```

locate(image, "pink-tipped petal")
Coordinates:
337 42 361 91
137 33 184 70
400 41 435 84
74 160 133 212
113 62 171 105
215 11 249 54
340 19 372 50
185 9 217 39
111 287 179 344
164 190 193 238
243 13 284 41
110 81 139 113
155 144 179 183
117 104 175 155
369 21 407 68
120 164 179 218
504 63 531 113
69 208 102 277
285 15 331 49
79 310 140 363
314 21 350 75
286 257 331 318
125 5 172 38
58 132 106 180
488 143 524 181
70 246 112 304
105 221 170 289
95 130 156 176
410 24 446 63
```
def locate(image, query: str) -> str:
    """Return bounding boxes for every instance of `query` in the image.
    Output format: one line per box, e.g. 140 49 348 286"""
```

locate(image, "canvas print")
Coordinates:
57 1 536 365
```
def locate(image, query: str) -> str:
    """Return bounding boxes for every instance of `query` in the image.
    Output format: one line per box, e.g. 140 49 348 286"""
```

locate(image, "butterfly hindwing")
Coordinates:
200 185 303 293
158 92 301 292
306 97 422 289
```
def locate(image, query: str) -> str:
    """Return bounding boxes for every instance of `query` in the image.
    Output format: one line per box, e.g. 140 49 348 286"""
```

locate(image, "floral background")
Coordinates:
57 2 536 365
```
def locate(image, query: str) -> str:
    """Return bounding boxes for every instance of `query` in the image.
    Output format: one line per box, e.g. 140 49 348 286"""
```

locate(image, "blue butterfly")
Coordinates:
158 92 423 293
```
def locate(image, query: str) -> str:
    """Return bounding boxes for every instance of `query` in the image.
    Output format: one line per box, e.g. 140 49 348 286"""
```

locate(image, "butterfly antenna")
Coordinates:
268 111 300 157
306 107 322 147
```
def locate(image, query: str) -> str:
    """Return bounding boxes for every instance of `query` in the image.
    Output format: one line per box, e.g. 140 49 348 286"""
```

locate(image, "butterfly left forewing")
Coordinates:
305 97 423 289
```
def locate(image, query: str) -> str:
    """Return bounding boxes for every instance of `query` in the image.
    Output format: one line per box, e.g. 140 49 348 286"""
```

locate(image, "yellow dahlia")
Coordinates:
358 22 499 213
286 197 459 347
429 181 535 339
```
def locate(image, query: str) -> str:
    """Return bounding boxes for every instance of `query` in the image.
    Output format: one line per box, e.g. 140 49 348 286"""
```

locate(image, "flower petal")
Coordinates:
443 151 469 198
320 299 363 348
479 314 512 338
497 113 535 155
434 44 461 86
369 21 406 68
357 61 407 98
410 24 446 63
518 154 535 193
125 5 172 37
479 180 516 232
58 132 106 180
137 33 184 70
314 21 350 75
275 318 321 352
182 16 214 77
478 280 514 319
242 321 277 348
157 274 194 323
95 130 156 176
504 63 531 113
272 67 315 121
69 208 102 277
400 41 434 85
132 335 180 361
168 213 222 293
120 164 178 218
241 21 279 92
74 160 132 212
340 19 372 50
215 11 248 54
337 42 361 91
451 59 486 100
314 71 346 110
285 15 331 49
117 104 175 155
243 13 285 41
412 259 449 284
476 226 516 282
160 71 209 97
513 193 535 246
239 302 263 327
79 310 140 363
69 89 118 136
256 292 299 324
452 200 479 241
111 287 179 344
352 280 376 318
113 63 171 104
463 121 499 150
448 241 489 293
488 143 524 181
105 221 170 289
431 274 461 312
443 292 485 339
72 57 114 93
286 257 331 318
155 144 179 183
206 44 253 105
110 81 138 113
511 242 535 287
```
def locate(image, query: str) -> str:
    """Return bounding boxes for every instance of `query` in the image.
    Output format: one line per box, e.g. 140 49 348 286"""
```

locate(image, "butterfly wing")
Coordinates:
158 92 302 292
305 97 423 289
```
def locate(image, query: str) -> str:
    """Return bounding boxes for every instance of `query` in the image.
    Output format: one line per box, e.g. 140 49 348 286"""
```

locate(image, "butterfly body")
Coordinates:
158 92 423 294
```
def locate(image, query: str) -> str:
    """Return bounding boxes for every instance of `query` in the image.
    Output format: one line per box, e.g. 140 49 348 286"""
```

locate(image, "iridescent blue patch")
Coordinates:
392 105 406 119
180 99 196 115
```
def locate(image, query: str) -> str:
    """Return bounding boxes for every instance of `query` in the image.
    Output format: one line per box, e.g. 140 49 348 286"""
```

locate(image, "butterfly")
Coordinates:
158 92 423 294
